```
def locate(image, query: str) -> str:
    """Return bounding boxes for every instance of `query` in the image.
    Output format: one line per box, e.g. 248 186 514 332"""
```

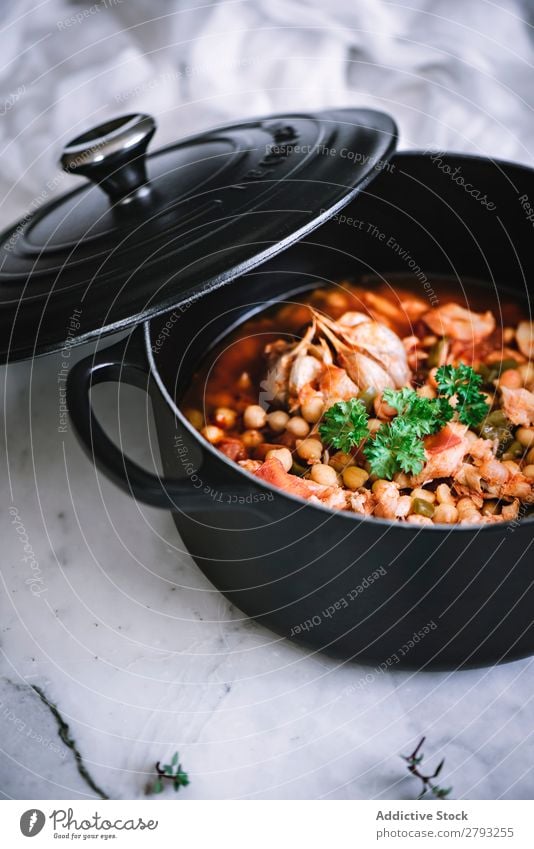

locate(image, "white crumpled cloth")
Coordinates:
2 1 534 802
0 0 533 221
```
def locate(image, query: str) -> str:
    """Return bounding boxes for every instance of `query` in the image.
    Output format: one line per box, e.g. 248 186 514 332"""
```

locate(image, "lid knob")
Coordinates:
60 113 156 204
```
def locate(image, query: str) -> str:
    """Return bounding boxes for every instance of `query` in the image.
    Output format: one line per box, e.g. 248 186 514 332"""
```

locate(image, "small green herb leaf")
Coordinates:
401 737 453 801
175 772 190 788
433 786 452 799
364 418 426 479
435 363 489 427
319 398 369 453
382 388 453 437
150 753 190 795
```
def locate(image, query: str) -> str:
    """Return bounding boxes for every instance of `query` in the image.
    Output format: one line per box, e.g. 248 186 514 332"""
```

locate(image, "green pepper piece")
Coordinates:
427 338 448 368
411 498 435 518
477 363 498 388
357 387 377 413
499 358 519 372
484 410 509 427
506 440 524 459
478 360 518 390
478 424 514 457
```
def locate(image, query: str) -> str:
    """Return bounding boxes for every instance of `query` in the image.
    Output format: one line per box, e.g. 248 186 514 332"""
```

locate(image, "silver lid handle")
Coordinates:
61 113 156 203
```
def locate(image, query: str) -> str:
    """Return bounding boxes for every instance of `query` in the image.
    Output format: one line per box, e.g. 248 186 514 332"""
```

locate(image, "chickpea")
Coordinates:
267 410 289 432
243 404 267 429
521 463 534 478
498 369 522 389
433 503 459 524
266 447 293 472
411 487 436 504
372 479 397 496
301 397 324 423
286 416 310 438
519 362 534 385
237 371 252 390
329 451 354 472
407 514 433 526
396 495 412 518
436 483 454 504
527 447 534 465
310 463 338 486
242 429 264 449
393 472 411 488
256 442 285 460
213 406 237 430
342 466 369 490
416 384 436 399
296 438 323 464
456 496 477 511
516 427 534 448
184 408 203 430
374 394 397 420
201 425 224 444
367 417 383 435
456 497 480 519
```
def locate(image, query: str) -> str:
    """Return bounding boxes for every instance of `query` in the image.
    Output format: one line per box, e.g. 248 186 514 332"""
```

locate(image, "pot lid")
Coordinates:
0 108 397 362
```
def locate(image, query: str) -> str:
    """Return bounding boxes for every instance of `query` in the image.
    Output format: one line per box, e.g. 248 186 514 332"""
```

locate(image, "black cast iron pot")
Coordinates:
66 150 534 670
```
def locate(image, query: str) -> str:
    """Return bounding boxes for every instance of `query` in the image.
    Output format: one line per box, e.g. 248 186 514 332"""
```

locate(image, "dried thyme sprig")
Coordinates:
401 737 452 799
150 752 190 794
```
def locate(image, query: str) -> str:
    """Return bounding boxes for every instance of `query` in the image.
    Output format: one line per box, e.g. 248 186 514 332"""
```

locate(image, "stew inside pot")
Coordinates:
181 280 534 525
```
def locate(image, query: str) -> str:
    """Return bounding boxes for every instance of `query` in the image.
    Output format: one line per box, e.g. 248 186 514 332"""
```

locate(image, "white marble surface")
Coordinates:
2 0 534 802
1 344 534 801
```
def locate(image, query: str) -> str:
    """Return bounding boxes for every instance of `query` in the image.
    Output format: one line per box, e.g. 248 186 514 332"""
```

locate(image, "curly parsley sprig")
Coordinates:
363 417 427 478
435 364 489 427
382 387 453 437
319 397 369 453
150 752 190 794
318 364 489 481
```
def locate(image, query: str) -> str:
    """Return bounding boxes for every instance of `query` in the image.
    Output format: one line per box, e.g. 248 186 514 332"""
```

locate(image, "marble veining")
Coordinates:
1 350 534 800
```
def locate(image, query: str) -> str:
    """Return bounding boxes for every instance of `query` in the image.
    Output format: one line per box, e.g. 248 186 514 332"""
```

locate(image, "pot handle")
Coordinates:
67 332 197 509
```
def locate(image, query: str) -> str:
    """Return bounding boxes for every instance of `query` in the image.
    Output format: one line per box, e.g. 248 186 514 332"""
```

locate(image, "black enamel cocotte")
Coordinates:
66 150 534 670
